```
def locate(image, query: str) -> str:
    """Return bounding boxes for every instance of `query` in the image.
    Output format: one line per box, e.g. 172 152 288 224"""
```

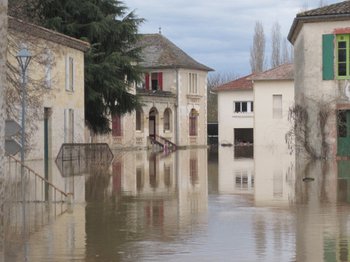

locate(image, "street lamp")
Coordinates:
16 47 32 196
16 47 32 259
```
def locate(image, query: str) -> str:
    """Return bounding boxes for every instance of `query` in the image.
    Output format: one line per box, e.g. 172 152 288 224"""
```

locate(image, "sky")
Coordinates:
125 0 341 76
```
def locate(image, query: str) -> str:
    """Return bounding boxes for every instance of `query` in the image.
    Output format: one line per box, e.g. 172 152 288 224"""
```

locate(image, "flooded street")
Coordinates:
4 147 350 261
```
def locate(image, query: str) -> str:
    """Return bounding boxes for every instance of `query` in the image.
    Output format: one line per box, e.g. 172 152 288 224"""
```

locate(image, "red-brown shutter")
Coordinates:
158 72 163 90
145 73 150 90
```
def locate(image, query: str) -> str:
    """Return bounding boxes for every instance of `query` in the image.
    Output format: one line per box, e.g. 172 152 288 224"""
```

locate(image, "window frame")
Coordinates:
336 34 350 79
65 55 74 92
272 94 283 119
112 114 123 137
233 101 253 113
188 73 198 94
163 108 172 132
189 109 198 136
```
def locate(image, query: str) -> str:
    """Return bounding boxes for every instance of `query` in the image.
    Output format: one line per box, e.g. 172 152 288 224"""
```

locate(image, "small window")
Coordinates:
189 73 198 94
65 56 74 91
234 101 253 113
145 72 163 90
112 114 122 136
163 108 172 131
136 110 143 131
189 109 198 136
44 49 53 88
64 108 74 143
273 95 282 119
336 34 350 78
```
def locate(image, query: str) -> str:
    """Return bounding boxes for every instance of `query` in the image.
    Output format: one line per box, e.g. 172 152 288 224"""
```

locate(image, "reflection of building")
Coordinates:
254 147 295 206
86 149 208 233
218 146 254 195
93 34 213 149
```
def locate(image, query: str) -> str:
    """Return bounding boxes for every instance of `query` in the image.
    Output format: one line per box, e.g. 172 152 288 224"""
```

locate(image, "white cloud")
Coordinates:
125 0 341 74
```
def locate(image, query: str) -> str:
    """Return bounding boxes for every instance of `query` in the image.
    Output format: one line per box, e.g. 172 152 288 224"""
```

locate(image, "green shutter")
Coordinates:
322 34 334 80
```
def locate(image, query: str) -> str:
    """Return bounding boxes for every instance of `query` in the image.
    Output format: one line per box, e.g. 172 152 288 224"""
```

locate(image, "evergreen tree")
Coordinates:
20 0 144 133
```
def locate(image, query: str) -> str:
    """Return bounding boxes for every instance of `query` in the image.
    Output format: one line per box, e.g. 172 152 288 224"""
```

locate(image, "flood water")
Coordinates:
4 146 350 261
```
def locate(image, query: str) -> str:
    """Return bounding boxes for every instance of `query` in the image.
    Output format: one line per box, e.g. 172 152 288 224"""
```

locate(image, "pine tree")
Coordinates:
24 0 144 133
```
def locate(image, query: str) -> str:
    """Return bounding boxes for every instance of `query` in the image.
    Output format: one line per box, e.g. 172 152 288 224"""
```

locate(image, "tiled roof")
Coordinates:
250 63 294 81
288 1 350 43
9 16 90 52
297 1 350 17
213 74 253 92
136 34 213 71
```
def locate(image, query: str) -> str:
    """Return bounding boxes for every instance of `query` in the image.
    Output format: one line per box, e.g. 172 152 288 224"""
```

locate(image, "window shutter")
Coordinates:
322 34 334 80
158 72 163 90
65 56 69 90
145 73 150 90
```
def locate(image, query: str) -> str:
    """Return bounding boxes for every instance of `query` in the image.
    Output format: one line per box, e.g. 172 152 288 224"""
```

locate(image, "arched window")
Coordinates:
163 108 172 132
112 114 122 137
136 109 143 131
189 109 198 136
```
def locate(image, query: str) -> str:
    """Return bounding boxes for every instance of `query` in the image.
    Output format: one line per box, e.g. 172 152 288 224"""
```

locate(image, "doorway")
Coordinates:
44 107 52 200
337 110 350 156
149 108 158 138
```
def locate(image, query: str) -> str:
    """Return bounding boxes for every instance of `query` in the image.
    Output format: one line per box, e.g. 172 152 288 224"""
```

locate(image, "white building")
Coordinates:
214 74 254 146
252 63 294 150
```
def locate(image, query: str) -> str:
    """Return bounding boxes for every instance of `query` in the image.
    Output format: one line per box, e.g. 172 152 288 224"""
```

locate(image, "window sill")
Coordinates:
187 94 202 99
233 113 254 117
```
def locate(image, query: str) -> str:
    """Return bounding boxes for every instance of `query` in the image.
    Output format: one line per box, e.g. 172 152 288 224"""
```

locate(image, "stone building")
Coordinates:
92 33 213 149
7 17 89 162
288 1 350 158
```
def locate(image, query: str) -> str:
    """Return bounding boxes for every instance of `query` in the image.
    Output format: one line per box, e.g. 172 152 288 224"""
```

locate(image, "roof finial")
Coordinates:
159 26 162 34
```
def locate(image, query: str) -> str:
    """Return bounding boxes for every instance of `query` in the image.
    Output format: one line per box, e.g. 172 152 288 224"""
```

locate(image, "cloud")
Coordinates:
126 0 341 75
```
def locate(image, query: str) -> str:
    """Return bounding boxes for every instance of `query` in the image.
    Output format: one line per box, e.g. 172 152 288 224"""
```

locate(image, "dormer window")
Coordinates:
145 72 163 90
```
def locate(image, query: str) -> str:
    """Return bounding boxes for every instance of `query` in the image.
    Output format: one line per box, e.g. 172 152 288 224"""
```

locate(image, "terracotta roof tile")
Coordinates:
288 1 350 43
250 63 294 81
213 74 253 92
297 1 350 17
136 34 213 71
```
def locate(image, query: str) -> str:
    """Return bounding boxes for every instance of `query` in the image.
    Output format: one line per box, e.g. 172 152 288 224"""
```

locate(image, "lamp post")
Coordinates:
16 47 32 197
16 47 32 261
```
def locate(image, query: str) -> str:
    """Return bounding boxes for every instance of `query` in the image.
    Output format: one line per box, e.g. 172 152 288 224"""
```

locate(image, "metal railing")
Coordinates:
149 135 177 152
6 155 72 203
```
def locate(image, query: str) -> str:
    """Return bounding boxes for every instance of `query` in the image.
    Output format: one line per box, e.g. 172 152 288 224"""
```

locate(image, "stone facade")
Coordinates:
288 2 350 159
92 34 212 149
8 17 89 162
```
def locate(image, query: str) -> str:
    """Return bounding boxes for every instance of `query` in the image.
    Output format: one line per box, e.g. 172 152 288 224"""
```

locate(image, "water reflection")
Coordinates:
6 146 350 261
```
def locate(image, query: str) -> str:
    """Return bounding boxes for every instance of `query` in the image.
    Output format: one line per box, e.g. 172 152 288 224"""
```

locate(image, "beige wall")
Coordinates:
254 80 294 149
293 21 350 158
92 68 209 149
217 90 254 144
9 31 85 161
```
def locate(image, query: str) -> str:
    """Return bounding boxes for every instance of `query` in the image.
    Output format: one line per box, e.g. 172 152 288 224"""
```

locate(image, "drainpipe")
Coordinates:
175 68 179 146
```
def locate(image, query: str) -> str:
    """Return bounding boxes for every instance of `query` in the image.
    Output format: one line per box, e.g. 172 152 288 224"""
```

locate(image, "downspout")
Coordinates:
175 68 179 146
